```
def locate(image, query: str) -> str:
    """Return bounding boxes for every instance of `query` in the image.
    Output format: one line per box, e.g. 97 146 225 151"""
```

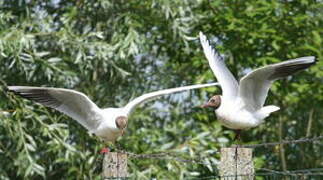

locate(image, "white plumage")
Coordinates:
200 32 315 131
8 82 219 142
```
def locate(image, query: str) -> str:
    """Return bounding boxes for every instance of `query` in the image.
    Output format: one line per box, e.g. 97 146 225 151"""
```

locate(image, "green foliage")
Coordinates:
0 0 322 179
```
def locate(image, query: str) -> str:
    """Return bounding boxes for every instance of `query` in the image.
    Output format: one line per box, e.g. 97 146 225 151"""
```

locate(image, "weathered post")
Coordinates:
102 152 128 179
219 147 254 180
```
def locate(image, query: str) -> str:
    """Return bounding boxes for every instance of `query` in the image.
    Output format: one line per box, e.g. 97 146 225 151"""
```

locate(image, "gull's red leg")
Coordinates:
100 147 110 154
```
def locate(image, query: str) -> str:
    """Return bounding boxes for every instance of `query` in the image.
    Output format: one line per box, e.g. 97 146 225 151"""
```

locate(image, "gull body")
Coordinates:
8 83 219 142
215 97 260 129
199 32 316 134
92 108 126 142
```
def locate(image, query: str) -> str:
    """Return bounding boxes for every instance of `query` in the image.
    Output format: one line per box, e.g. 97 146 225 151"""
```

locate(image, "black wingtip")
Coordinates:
6 86 15 94
308 56 317 65
4 86 9 93
6 87 19 95
313 56 317 64
269 59 316 80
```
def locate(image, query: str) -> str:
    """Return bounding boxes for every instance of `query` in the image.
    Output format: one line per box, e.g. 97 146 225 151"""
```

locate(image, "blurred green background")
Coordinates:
0 0 322 179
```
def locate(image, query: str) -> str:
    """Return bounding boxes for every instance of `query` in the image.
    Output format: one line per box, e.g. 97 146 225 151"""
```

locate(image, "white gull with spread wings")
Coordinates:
199 32 315 139
8 83 218 142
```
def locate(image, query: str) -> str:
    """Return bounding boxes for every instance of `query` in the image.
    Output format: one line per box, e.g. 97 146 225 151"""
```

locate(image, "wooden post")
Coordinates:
102 152 128 179
219 147 254 180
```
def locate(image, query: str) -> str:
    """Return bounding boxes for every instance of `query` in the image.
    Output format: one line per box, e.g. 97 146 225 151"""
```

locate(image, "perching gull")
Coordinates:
8 83 218 142
199 32 316 140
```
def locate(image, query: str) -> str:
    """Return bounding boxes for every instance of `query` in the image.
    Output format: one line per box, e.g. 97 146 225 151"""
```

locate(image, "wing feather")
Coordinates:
8 86 102 130
238 56 316 111
123 83 219 115
199 32 239 101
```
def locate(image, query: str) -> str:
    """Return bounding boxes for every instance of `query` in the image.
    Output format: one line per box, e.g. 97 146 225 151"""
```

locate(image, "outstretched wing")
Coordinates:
8 86 102 130
123 83 220 115
238 56 315 111
199 32 239 101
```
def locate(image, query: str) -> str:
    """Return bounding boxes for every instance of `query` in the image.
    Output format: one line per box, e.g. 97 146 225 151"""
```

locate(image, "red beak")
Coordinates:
200 103 210 108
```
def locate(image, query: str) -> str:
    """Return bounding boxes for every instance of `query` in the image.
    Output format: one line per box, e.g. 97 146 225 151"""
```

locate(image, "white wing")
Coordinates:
8 86 102 130
238 56 315 111
123 82 220 115
199 32 239 101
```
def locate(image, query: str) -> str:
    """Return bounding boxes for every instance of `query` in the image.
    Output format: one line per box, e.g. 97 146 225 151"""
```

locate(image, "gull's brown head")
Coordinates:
115 116 128 135
201 95 221 110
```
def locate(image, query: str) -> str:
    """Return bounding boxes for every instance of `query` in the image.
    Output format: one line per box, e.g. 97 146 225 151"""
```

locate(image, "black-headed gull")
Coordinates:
8 83 218 142
199 32 316 140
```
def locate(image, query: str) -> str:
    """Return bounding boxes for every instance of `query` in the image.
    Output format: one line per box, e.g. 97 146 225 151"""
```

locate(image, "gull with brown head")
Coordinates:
8 82 218 145
199 32 316 140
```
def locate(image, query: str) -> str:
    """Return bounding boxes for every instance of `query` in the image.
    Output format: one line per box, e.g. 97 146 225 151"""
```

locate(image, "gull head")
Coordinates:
115 116 128 135
201 95 221 110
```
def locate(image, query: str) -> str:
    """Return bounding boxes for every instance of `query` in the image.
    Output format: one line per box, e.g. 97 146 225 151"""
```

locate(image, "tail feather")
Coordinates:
257 105 280 119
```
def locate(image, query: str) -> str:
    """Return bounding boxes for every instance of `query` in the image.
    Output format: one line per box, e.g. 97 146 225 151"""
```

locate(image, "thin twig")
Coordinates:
279 116 287 171
207 0 218 14
306 109 314 137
